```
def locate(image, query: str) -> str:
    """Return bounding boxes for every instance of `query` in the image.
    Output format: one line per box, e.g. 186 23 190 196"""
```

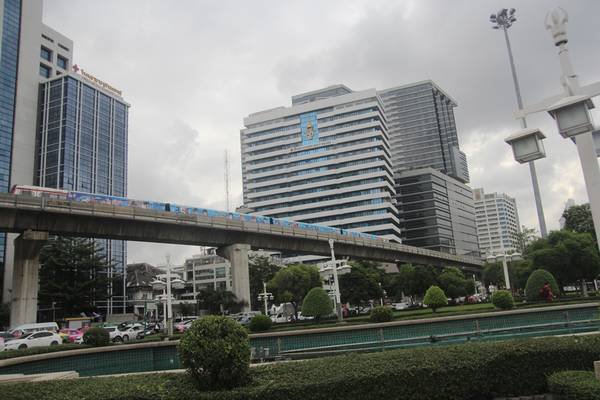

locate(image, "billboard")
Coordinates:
300 112 319 146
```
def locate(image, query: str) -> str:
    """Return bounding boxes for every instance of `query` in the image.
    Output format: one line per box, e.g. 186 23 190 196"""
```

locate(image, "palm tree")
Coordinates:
196 287 240 315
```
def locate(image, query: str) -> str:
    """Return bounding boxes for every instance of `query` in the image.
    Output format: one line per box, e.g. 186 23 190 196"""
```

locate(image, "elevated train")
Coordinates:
10 185 384 241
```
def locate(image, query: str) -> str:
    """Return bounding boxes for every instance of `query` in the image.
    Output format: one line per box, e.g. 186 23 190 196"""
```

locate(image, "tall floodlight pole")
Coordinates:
491 8 548 237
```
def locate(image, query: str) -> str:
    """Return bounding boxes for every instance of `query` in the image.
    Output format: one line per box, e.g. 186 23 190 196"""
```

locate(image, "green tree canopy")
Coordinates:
482 260 532 290
525 269 560 302
423 285 447 312
437 267 474 299
301 287 333 321
339 262 384 306
39 237 114 316
268 264 321 317
527 230 600 291
196 287 240 315
248 256 281 311
388 264 437 300
562 204 595 239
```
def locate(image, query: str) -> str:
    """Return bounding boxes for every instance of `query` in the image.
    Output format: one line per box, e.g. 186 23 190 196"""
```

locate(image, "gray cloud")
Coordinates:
43 0 600 265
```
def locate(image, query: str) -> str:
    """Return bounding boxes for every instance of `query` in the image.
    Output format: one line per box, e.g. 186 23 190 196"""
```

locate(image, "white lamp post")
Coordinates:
486 252 522 290
508 7 600 251
257 281 274 316
152 255 185 336
328 239 343 321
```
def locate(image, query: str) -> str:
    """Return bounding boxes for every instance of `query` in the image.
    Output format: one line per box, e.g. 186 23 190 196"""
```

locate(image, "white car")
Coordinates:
5 331 62 351
115 324 145 342
103 326 123 343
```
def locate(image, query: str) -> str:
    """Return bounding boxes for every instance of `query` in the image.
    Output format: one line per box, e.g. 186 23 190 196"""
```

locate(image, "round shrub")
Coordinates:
82 327 109 347
301 287 333 321
491 290 514 310
548 371 600 400
370 306 394 323
525 269 560 301
423 285 448 312
178 316 250 390
248 314 272 332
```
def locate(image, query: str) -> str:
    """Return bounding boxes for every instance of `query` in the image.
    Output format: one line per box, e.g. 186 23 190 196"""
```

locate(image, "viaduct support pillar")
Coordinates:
217 243 251 312
10 230 49 327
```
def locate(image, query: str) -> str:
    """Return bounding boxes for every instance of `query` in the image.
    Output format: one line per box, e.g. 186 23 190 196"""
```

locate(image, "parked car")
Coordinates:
392 302 410 310
4 331 62 350
9 322 59 337
116 324 145 341
270 313 290 323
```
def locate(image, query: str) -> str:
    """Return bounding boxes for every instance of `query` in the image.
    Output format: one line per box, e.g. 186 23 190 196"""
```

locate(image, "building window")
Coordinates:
40 46 52 62
58 43 70 52
57 55 68 70
39 64 51 78
41 34 54 43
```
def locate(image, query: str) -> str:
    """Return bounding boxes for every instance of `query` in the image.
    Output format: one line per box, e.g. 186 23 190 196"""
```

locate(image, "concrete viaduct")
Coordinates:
0 194 483 326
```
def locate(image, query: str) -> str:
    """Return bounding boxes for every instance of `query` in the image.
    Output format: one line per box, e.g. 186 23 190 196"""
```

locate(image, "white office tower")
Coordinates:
473 188 521 256
240 85 401 242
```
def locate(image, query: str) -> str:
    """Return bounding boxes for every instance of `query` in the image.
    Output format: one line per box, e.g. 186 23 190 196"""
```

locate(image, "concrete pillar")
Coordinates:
10 230 49 327
217 244 251 312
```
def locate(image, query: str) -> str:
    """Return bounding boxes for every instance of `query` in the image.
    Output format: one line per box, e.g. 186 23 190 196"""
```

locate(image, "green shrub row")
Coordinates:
548 370 600 400
0 343 88 361
4 334 600 400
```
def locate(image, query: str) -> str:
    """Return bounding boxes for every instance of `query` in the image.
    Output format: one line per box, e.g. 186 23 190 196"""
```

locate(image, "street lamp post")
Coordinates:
328 239 343 321
490 8 548 238
486 252 522 290
257 281 274 316
508 7 600 252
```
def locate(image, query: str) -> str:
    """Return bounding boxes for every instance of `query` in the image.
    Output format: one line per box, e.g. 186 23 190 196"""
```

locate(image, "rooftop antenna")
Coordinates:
224 150 231 212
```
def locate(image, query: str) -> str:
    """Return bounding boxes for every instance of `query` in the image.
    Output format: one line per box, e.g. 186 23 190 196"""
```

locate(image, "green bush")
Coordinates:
177 315 250 390
6 335 600 400
491 290 514 310
248 314 272 332
0 343 87 361
370 306 394 323
301 287 333 321
423 285 448 312
83 327 110 347
548 371 600 400
525 269 560 301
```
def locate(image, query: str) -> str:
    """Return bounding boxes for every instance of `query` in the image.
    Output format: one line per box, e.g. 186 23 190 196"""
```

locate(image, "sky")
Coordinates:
43 0 600 266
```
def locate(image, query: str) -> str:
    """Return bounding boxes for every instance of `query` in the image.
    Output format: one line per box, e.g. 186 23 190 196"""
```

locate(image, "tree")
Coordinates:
423 286 447 312
339 262 383 307
196 287 240 315
301 287 333 322
512 226 538 254
482 260 532 290
525 269 560 302
268 264 321 318
38 237 114 316
527 230 600 294
248 256 281 311
0 303 9 330
562 204 595 239
388 264 437 301
437 267 473 299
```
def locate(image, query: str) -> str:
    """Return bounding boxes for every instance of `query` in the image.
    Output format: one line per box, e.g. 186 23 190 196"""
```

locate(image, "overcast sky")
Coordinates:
43 0 600 266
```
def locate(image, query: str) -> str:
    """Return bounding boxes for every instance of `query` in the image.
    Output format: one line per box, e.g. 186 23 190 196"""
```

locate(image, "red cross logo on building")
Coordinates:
72 64 80 73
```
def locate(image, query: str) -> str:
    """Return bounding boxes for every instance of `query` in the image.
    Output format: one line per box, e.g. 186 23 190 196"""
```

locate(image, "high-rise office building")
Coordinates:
37 72 129 312
241 85 401 241
0 0 129 313
473 188 521 256
378 81 469 183
396 168 479 256
377 81 478 256
0 0 72 301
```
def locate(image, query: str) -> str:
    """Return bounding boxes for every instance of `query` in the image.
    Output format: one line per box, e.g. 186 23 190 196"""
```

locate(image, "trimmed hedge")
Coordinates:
4 335 600 400
423 285 447 311
370 306 394 323
525 269 560 301
83 327 110 347
0 343 88 361
491 290 514 310
249 315 272 332
548 371 600 399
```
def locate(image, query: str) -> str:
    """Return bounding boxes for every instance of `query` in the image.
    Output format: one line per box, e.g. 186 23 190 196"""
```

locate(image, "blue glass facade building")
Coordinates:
0 0 22 297
37 74 129 311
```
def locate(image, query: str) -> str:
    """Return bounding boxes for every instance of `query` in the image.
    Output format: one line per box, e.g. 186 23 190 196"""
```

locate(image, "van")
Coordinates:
9 322 59 337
